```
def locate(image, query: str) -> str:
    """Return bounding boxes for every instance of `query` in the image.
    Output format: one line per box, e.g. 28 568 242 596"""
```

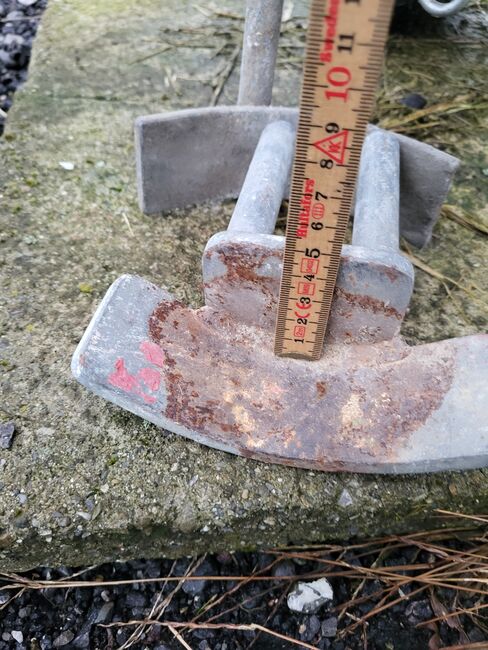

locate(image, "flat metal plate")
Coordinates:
135 106 460 247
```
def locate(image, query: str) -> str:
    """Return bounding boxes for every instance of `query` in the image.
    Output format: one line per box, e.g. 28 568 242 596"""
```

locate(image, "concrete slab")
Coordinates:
0 0 487 570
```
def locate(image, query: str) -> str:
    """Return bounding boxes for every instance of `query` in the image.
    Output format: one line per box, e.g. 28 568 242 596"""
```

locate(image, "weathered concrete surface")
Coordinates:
0 0 487 571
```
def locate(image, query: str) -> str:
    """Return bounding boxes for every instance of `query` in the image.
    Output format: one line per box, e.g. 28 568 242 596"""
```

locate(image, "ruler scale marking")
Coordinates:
274 0 394 360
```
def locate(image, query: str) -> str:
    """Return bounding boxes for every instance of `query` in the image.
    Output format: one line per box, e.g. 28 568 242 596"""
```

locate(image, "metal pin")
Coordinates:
352 130 400 252
238 0 285 106
227 120 295 234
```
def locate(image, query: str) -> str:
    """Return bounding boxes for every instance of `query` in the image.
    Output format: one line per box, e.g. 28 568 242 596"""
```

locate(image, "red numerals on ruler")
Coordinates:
274 0 394 360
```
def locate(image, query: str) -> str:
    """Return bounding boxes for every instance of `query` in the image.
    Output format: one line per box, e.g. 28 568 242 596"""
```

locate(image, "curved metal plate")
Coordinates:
72 274 488 474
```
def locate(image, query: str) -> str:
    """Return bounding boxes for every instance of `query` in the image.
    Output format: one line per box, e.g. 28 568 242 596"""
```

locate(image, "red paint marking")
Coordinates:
294 325 306 338
108 352 160 405
312 203 325 219
312 130 348 164
108 358 139 392
296 178 315 239
138 367 161 392
297 282 316 296
140 341 165 367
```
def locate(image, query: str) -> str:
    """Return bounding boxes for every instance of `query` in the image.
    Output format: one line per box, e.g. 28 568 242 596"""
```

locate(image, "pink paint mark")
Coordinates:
108 358 139 392
108 356 159 405
138 367 161 392
140 341 165 368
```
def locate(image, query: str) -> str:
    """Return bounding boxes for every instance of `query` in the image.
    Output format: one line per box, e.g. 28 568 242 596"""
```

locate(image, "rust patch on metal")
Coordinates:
148 290 457 472
217 242 282 283
316 381 327 398
204 242 281 325
334 287 402 320
149 300 245 441
149 299 186 337
382 264 403 283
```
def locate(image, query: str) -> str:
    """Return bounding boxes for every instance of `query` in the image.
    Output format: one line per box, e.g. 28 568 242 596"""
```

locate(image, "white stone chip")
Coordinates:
12 631 24 643
36 427 55 436
287 577 333 613
59 161 75 171
338 488 354 508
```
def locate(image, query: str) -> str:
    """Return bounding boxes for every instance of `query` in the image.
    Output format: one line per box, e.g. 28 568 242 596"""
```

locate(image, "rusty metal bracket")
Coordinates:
72 123 488 474
72 1 486 474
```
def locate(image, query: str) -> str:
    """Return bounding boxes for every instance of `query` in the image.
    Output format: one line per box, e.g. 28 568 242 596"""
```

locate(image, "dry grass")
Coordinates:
0 511 487 648
441 205 488 237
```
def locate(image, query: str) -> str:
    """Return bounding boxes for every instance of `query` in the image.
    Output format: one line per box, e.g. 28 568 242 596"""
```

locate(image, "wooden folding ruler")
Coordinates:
274 0 394 360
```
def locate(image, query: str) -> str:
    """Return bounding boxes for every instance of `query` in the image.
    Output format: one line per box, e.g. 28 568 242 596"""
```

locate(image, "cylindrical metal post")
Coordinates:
237 0 284 106
227 120 295 234
352 131 400 252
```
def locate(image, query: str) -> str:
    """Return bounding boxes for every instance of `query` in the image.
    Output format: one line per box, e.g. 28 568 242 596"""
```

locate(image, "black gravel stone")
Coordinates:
124 590 146 608
272 559 296 578
399 92 428 109
0 421 15 449
52 630 75 647
302 614 321 641
405 598 433 623
321 615 338 638
0 0 47 135
181 559 215 596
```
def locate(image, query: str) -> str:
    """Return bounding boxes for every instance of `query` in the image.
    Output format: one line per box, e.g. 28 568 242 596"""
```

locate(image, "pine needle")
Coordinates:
442 205 488 237
379 99 487 130
167 625 193 650
103 620 318 650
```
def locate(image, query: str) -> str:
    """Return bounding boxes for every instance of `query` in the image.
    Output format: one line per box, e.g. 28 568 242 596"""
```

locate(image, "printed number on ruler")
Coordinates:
274 0 394 360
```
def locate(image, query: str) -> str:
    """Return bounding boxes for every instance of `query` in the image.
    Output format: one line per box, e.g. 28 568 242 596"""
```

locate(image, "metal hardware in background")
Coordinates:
417 0 470 18
72 0 487 474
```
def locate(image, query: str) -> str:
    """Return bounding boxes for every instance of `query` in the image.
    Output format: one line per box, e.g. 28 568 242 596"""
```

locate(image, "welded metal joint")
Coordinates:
204 123 414 343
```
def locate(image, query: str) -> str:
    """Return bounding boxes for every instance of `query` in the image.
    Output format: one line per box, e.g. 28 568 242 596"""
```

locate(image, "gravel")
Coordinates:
0 0 47 135
287 578 334 614
0 548 484 649
0 421 15 449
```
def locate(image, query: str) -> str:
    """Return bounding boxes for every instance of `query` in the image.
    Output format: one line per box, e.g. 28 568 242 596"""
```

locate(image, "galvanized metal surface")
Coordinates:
75 0 482 475
353 131 400 252
73 123 488 474
203 233 414 344
228 120 295 234
204 127 414 344
72 273 488 474
135 0 460 246
238 0 284 106
134 106 459 248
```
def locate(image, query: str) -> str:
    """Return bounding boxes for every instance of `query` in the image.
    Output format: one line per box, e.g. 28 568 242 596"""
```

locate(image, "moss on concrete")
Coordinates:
0 0 486 570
